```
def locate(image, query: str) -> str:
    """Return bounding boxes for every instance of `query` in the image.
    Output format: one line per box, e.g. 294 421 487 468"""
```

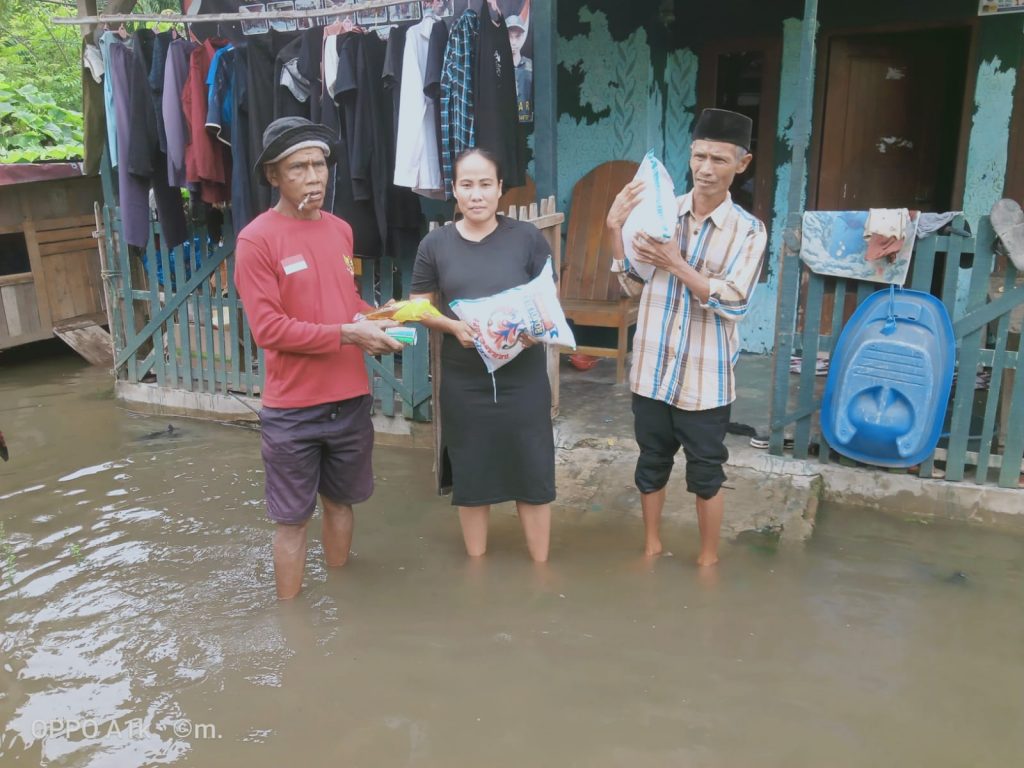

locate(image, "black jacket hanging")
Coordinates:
473 11 524 189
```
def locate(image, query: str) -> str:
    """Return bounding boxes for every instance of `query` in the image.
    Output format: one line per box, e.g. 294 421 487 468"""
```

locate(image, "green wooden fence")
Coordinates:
769 215 1024 489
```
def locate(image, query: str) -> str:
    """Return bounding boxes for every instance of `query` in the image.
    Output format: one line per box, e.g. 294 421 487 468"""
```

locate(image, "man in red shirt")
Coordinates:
234 117 402 600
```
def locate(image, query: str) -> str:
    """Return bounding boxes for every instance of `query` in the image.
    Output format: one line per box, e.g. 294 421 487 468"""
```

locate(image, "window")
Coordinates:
0 232 31 277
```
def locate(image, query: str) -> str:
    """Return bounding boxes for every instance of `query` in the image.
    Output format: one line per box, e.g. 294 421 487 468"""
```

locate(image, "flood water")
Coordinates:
2 348 1023 767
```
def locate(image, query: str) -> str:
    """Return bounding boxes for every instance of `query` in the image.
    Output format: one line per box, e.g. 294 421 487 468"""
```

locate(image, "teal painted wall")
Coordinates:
556 9 697 218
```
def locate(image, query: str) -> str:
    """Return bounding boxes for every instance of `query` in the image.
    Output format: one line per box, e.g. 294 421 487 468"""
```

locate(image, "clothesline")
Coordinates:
52 0 415 25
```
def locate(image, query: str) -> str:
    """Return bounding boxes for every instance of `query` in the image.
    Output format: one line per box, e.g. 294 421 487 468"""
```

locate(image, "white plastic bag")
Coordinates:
621 150 678 282
450 259 577 374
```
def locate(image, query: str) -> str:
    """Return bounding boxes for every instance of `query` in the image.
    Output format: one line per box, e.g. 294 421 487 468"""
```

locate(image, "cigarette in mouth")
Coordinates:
298 193 312 211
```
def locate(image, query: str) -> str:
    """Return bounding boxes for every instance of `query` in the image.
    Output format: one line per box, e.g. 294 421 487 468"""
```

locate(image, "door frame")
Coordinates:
697 36 782 230
807 20 978 211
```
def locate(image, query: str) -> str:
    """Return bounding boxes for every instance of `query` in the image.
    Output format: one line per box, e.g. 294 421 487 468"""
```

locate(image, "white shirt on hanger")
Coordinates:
324 33 341 98
394 16 444 199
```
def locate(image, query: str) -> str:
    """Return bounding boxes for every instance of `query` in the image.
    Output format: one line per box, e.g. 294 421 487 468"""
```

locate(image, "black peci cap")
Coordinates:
692 108 753 152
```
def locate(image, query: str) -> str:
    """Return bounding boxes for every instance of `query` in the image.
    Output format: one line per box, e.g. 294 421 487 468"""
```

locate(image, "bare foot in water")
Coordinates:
644 540 663 557
696 553 719 567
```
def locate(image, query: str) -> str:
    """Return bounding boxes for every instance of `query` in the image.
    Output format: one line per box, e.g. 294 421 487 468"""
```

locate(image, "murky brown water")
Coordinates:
2 349 1023 767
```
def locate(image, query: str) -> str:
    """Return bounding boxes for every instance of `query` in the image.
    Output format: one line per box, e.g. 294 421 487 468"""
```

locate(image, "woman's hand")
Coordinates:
449 319 478 349
520 335 538 349
606 180 645 231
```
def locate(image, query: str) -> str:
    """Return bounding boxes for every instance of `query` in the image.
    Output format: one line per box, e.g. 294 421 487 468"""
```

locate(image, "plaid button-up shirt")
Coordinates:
626 193 768 411
440 9 478 198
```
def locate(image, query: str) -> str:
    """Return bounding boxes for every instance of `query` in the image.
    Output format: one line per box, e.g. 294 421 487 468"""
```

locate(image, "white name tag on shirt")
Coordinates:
282 254 308 275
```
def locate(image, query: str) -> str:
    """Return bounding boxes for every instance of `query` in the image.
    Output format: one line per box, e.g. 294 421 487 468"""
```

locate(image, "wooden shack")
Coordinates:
0 164 108 358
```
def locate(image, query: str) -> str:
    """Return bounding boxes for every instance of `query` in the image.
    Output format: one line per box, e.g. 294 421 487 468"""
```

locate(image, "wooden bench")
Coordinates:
560 160 640 383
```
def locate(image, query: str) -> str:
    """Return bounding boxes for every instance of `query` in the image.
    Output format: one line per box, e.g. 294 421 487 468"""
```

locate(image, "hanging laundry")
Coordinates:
82 40 106 176
183 37 231 204
230 43 254 231
107 38 149 247
347 32 399 254
440 8 479 198
163 37 197 187
423 17 449 192
321 34 379 259
148 31 173 154
394 15 444 198
297 26 325 123
473 8 524 189
103 35 179 249
274 35 309 119
916 211 963 238
125 29 188 250
864 208 910 262
98 30 121 167
245 33 284 214
206 44 236 146
324 32 342 99
383 24 408 147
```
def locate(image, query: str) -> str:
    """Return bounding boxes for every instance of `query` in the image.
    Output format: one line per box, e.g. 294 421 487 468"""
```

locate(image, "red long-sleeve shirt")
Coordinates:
234 209 372 408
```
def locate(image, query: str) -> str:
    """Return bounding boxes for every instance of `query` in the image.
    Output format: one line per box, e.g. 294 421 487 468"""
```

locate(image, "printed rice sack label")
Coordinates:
621 149 678 282
450 259 577 373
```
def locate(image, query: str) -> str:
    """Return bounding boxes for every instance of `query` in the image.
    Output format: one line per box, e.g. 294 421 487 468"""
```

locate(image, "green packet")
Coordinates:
385 326 417 345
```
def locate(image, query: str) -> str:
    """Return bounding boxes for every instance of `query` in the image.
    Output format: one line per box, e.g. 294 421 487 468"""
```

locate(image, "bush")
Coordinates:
0 81 84 162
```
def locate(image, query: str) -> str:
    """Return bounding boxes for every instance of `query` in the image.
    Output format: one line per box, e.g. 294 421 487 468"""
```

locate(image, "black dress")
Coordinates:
411 216 556 507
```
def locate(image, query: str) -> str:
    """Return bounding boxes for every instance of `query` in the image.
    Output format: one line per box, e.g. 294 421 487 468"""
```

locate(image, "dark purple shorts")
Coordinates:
259 395 375 525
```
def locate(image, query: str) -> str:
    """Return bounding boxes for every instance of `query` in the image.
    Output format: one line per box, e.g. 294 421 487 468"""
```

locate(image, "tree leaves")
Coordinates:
0 0 83 160
0 82 84 162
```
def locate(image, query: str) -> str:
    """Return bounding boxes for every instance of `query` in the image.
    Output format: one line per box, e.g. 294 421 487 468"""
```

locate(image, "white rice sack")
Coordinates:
450 259 577 374
621 150 678 282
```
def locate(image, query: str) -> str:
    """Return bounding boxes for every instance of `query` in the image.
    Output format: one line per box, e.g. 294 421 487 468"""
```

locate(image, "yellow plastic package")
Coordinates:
365 298 443 323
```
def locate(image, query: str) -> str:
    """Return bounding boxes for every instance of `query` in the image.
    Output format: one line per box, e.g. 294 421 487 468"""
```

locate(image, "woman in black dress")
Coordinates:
411 149 555 562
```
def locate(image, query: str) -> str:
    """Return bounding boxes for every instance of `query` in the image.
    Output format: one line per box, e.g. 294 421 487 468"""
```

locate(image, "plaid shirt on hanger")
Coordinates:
440 9 478 199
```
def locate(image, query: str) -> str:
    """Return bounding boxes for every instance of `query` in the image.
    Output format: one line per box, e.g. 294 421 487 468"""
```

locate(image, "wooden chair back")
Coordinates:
498 174 537 214
562 160 639 303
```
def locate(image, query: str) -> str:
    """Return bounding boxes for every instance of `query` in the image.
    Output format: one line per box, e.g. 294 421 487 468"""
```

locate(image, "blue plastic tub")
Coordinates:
821 287 956 468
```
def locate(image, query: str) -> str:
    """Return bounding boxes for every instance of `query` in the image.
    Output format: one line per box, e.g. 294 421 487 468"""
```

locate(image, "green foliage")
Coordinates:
0 0 83 160
0 81 84 162
0 0 82 110
0 0 181 163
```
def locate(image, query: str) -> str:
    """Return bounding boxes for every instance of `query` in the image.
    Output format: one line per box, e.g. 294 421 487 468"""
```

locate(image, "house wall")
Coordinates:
556 0 1024 351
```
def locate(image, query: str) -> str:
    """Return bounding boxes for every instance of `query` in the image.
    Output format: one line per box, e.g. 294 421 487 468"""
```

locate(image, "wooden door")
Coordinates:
816 29 969 212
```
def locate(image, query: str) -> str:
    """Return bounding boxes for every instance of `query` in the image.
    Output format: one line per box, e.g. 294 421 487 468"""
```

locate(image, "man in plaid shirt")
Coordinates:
606 109 768 568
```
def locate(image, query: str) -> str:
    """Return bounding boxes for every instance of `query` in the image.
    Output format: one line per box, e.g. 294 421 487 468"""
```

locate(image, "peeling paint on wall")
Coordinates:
876 137 914 153
741 17 815 355
958 56 1017 318
662 49 698 185
963 57 1016 228
556 9 686 217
